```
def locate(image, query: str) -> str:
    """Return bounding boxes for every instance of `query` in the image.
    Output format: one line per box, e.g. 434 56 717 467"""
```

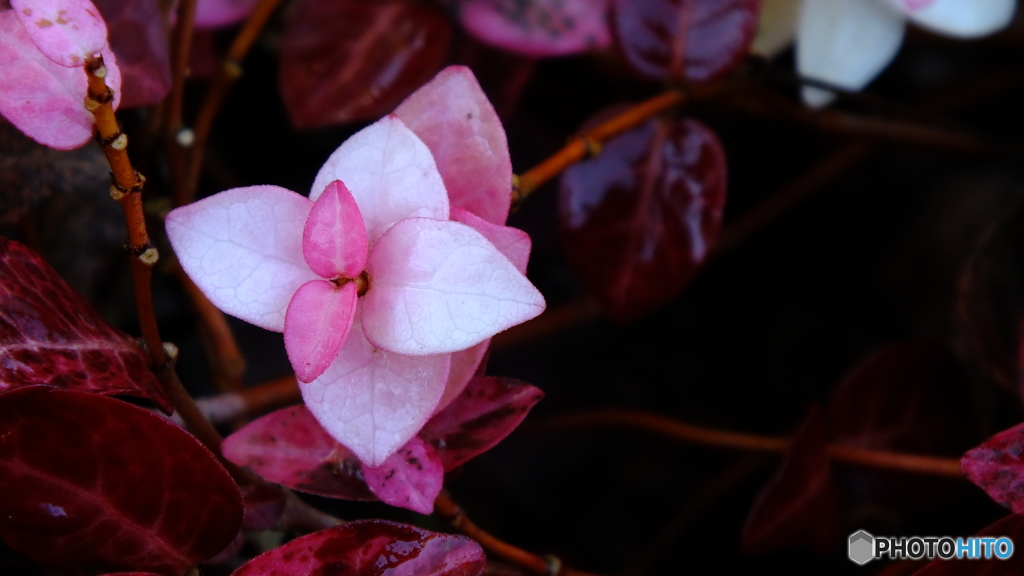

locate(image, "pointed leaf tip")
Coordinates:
303 179 368 280
285 280 359 383
363 437 444 514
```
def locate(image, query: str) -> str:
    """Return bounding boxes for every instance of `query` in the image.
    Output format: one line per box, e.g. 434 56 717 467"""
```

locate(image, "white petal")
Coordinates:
883 0 1015 38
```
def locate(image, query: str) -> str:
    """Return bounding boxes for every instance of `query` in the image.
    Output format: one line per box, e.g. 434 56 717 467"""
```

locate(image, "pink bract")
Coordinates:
362 436 444 514
11 0 107 67
0 8 121 149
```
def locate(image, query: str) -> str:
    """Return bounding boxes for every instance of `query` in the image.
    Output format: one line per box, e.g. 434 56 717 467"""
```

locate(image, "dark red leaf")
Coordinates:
558 115 727 322
222 405 376 501
911 514 1024 575
279 0 452 129
0 237 170 412
962 422 1024 513
0 387 243 575
458 0 611 57
741 406 843 555
94 0 171 109
240 482 287 531
363 437 444 514
421 376 544 471
611 0 759 83
231 520 486 576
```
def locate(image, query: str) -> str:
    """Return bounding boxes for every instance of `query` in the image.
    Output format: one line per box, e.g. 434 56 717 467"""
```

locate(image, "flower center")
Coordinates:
332 270 370 296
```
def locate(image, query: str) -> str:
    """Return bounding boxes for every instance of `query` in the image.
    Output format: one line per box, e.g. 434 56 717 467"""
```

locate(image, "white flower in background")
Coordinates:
752 0 1017 107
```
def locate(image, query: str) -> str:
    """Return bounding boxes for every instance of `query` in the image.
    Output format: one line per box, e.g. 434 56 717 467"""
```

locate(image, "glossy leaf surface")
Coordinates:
421 376 544 471
231 520 486 576
558 116 727 322
0 237 169 411
222 405 376 501
0 387 243 575
612 0 760 82
279 0 451 129
93 0 170 108
741 407 842 554
962 422 1024 513
459 0 611 56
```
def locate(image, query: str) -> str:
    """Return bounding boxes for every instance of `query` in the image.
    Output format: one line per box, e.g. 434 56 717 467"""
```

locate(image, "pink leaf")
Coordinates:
559 115 726 322
740 406 843 555
0 10 121 149
886 0 1015 38
195 0 259 29
284 280 358 383
0 237 169 412
395 66 512 225
612 0 760 82
299 320 451 467
279 0 451 129
302 180 367 280
230 520 486 576
459 0 611 57
363 437 443 514
450 207 531 273
11 0 108 67
421 376 544 471
962 422 1024 514
165 185 318 332
222 405 376 501
0 386 243 575
310 116 448 246
362 218 546 356
93 0 169 108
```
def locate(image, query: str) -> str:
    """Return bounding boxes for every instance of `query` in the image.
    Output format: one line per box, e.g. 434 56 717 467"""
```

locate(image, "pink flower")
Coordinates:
0 0 122 149
167 66 545 466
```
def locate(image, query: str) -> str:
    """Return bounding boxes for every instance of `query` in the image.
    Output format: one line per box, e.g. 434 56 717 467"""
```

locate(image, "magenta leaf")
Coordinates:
93 0 170 108
420 376 544 471
10 0 108 67
458 0 612 57
612 0 759 83
231 520 486 576
0 237 169 412
740 406 843 555
911 514 1024 575
363 437 444 514
284 280 358 384
962 422 1024 513
195 0 259 29
558 115 727 322
222 405 376 501
279 0 451 129
0 386 243 575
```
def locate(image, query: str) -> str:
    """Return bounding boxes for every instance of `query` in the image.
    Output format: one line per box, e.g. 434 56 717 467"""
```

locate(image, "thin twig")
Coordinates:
167 0 199 207
544 409 964 478
184 0 286 204
435 491 603 576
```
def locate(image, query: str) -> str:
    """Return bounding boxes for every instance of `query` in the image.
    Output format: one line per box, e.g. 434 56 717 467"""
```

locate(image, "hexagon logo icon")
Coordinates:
849 530 875 565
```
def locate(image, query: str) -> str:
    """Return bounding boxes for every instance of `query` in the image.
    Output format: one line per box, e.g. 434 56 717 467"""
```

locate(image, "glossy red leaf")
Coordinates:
612 0 760 82
741 406 843 555
0 237 169 412
222 405 376 501
420 376 544 471
911 514 1024 575
93 0 171 108
279 0 451 129
363 437 444 514
962 422 1024 514
0 386 243 575
231 520 486 576
459 0 611 57
558 115 726 322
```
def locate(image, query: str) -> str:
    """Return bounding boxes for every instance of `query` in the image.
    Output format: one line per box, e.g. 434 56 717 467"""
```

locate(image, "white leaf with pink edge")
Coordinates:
437 341 489 412
166 185 318 332
884 0 1015 38
310 116 448 245
362 436 444 514
195 0 260 29
299 320 451 467
11 0 107 67
395 66 512 225
0 10 121 149
450 207 531 274
458 0 611 58
797 0 905 107
285 280 358 383
303 180 367 279
361 218 546 356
